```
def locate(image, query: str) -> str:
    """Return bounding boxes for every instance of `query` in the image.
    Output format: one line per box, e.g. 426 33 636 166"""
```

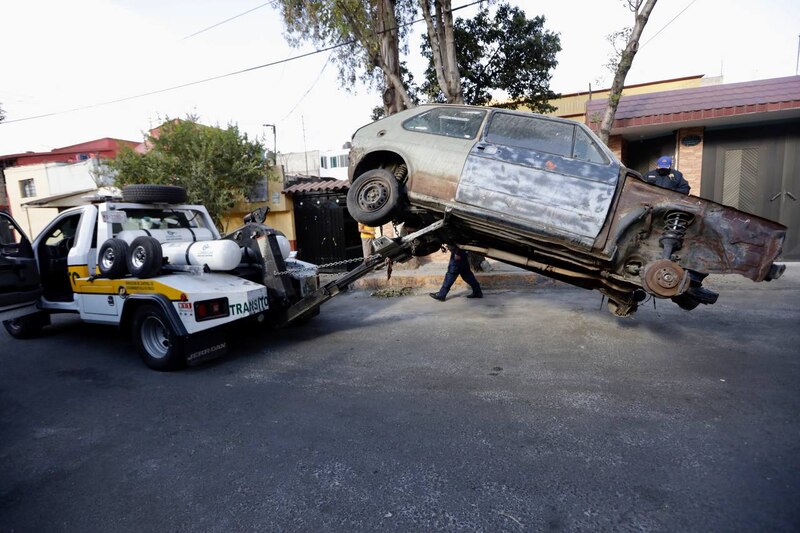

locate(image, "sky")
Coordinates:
1 0 798 157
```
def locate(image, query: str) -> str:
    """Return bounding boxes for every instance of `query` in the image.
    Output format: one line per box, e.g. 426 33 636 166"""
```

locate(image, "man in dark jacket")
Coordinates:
430 245 483 301
643 155 691 194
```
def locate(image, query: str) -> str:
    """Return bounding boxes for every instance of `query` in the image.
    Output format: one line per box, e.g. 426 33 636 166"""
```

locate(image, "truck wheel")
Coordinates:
122 184 188 204
127 236 163 278
3 312 48 339
347 169 404 226
131 304 184 371
98 238 129 278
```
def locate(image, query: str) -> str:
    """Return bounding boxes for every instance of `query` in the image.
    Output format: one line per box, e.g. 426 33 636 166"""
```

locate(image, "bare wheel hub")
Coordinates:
357 179 389 212
642 259 689 298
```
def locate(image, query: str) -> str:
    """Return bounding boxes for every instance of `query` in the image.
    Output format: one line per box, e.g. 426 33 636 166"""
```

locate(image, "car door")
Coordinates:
0 211 42 322
456 112 620 247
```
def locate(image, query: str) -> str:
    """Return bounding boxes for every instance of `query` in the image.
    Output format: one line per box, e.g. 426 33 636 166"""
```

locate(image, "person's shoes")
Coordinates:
466 291 483 299
429 292 446 301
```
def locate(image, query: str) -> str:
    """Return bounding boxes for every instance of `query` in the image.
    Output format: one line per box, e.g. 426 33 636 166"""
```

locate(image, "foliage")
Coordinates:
420 3 561 112
108 119 266 228
275 0 416 107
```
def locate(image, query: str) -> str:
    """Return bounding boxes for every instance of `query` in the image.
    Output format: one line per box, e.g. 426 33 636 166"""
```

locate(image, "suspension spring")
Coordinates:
659 211 694 259
393 164 408 184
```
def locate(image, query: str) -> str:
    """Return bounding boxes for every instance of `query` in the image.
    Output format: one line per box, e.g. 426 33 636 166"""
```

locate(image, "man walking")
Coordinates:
430 245 483 301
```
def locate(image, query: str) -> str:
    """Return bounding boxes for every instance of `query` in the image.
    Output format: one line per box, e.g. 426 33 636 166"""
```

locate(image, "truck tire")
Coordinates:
3 312 48 339
347 169 404 226
122 184 188 204
98 238 129 278
131 304 185 371
127 236 163 278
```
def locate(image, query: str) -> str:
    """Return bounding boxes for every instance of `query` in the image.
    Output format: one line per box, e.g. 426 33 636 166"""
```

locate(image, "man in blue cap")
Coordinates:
643 155 691 194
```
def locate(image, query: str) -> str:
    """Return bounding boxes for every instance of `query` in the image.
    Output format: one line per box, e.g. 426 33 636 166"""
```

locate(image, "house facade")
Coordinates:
585 75 800 260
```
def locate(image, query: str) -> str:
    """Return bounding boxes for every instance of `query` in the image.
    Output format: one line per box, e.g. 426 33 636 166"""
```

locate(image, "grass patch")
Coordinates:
371 287 415 298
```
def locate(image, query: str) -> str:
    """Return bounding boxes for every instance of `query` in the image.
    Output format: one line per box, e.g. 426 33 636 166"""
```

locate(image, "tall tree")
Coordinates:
108 119 266 228
421 2 561 112
597 0 658 145
419 0 462 104
276 0 416 116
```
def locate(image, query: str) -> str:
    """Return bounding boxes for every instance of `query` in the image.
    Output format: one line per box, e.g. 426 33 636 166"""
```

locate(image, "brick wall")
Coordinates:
675 127 704 195
607 135 625 161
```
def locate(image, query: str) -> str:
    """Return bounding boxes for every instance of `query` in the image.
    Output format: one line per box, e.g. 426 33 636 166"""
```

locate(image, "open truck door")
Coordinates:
0 211 42 324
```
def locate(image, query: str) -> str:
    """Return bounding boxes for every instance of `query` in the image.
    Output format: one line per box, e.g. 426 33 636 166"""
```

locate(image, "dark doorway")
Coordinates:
701 121 800 260
624 134 676 176
292 192 362 272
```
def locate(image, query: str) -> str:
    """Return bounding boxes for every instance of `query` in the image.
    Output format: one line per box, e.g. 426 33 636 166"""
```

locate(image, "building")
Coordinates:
585 75 800 260
277 145 351 181
0 138 138 236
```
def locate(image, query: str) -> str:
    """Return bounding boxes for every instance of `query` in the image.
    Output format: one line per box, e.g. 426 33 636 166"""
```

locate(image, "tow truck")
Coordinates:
0 185 439 370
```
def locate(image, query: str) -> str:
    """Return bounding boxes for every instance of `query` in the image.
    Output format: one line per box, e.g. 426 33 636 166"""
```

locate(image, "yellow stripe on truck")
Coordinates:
68 265 185 301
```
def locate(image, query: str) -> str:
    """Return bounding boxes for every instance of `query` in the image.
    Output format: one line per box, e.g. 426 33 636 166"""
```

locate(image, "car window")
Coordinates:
487 113 574 157
44 215 80 246
572 127 609 164
0 214 22 245
403 108 486 139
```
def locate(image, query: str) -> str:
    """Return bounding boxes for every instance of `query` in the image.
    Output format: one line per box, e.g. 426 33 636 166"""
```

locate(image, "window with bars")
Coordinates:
19 179 36 198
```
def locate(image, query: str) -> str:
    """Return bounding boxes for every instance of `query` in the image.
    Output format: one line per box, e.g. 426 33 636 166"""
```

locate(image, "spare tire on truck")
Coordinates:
122 184 188 204
127 236 164 278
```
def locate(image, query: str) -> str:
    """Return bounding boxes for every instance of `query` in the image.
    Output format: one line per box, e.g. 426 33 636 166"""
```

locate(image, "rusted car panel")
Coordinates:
458 143 619 247
603 177 786 282
347 104 787 315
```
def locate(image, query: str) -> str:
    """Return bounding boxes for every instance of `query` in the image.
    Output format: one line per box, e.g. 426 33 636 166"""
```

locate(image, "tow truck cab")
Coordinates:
0 195 319 370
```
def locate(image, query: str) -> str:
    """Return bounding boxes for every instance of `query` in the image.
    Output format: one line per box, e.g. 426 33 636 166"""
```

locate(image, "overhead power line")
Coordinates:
182 1 271 40
1 0 484 126
641 0 700 48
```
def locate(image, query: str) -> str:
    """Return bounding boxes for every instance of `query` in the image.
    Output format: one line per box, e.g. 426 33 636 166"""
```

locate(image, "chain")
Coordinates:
273 254 382 276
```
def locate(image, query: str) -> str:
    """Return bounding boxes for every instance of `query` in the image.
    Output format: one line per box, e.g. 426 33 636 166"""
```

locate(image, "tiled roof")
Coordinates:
283 179 350 194
586 75 800 120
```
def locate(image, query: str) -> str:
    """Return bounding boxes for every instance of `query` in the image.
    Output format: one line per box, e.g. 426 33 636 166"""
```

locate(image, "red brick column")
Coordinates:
607 135 625 162
676 127 704 195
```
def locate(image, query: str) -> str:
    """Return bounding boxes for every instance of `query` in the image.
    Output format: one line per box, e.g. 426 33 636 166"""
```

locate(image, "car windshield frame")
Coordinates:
485 111 611 166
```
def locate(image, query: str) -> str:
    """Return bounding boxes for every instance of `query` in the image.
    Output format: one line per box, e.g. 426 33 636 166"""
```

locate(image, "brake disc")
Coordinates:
641 259 690 298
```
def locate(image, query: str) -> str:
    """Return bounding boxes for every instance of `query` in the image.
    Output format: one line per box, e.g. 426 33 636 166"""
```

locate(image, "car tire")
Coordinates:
122 184 188 204
3 312 48 339
131 304 185 371
347 169 404 226
127 236 163 278
98 238 129 278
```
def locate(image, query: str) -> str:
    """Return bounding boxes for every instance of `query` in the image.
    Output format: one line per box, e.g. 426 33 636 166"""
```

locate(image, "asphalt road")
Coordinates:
1 281 799 532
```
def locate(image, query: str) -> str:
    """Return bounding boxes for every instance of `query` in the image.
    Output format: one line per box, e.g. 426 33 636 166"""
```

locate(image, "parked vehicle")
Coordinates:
347 105 786 315
0 185 318 370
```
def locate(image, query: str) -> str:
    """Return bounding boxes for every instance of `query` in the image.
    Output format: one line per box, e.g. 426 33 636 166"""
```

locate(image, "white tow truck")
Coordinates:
0 185 441 370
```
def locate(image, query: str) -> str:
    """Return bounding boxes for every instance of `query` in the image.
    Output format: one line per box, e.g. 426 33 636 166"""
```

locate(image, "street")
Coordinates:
1 281 799 531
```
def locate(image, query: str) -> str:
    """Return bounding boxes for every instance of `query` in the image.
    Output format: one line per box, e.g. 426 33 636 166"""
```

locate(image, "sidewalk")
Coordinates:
352 257 800 292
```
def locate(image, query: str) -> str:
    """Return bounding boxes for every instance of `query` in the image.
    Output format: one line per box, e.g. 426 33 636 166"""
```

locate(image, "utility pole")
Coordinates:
263 124 277 164
301 115 310 177
796 34 799 75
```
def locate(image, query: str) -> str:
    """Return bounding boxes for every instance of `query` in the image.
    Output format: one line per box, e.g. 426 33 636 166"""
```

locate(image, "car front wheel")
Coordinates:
347 169 404 226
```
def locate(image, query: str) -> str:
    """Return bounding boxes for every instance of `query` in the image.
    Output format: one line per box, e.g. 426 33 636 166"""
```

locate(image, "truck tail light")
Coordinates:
194 297 229 322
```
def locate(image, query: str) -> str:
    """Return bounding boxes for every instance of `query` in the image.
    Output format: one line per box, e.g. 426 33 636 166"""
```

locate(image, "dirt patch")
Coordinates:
371 287 415 298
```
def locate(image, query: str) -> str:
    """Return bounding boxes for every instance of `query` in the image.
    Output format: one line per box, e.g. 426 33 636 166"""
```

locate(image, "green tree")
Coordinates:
276 0 417 115
421 2 561 112
108 119 266 228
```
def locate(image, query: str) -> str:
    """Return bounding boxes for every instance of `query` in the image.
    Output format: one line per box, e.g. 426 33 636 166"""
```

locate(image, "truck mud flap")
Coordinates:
184 329 228 366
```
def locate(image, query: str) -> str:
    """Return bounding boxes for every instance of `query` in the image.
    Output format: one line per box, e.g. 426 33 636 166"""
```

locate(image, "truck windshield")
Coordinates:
111 208 211 234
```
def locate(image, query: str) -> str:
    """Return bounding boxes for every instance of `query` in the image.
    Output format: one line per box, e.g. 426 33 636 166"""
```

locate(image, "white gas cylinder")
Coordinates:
116 228 215 244
161 240 242 271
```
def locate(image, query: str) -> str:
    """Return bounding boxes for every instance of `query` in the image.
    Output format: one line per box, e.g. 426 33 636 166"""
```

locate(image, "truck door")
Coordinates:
0 211 42 322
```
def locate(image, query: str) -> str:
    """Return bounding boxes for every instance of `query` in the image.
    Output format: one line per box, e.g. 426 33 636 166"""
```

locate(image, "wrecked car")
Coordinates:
346 104 786 316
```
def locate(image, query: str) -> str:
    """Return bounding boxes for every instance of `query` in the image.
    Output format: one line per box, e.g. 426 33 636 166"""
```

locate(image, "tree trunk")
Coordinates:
378 0 402 115
420 0 463 104
598 0 658 145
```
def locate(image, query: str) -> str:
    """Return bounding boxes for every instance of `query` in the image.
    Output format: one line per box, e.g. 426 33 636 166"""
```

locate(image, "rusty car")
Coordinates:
346 104 786 316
